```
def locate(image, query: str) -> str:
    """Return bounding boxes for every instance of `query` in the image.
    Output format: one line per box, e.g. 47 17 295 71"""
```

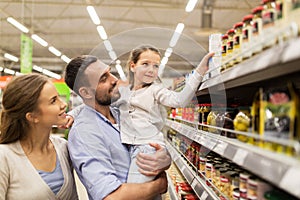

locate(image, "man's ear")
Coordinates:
25 112 39 124
79 87 93 99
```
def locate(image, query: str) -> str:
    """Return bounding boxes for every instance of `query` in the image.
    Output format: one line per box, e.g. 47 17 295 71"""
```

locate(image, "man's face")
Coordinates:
84 60 120 106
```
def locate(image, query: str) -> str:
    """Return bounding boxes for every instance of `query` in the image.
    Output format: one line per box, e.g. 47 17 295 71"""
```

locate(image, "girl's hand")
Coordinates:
196 52 214 76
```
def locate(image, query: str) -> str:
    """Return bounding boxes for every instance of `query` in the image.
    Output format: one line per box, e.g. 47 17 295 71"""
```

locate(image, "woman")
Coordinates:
0 73 78 200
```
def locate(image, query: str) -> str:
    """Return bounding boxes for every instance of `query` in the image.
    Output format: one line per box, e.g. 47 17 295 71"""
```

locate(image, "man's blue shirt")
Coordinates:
68 105 131 200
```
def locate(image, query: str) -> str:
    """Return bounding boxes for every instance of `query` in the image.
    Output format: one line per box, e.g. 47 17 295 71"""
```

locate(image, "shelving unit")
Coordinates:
165 36 300 199
166 140 220 200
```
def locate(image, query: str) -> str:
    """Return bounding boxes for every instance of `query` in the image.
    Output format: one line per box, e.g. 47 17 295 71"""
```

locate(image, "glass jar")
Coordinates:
226 29 235 69
221 34 228 72
251 6 264 54
262 0 277 49
201 104 211 131
242 14 253 60
239 172 250 199
233 22 244 65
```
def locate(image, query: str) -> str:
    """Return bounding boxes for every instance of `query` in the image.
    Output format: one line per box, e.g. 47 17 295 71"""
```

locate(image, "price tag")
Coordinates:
233 148 248 165
280 166 300 197
214 142 228 155
201 191 208 200
191 179 198 188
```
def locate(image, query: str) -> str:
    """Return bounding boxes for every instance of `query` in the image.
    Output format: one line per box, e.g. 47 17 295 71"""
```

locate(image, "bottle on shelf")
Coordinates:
251 6 264 54
242 14 254 60
233 22 244 65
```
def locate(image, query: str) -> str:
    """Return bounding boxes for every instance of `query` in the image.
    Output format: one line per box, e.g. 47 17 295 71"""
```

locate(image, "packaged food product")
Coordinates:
262 0 278 49
221 34 229 72
226 29 236 69
252 6 264 54
260 83 299 154
233 22 244 64
242 14 253 59
234 111 251 142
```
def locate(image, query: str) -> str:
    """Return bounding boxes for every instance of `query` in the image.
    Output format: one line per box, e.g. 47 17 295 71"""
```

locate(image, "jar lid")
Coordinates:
243 14 254 22
234 22 244 29
227 29 235 35
252 6 264 14
222 34 228 40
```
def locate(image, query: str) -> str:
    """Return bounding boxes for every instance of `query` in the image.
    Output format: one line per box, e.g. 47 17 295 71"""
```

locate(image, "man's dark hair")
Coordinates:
64 55 98 95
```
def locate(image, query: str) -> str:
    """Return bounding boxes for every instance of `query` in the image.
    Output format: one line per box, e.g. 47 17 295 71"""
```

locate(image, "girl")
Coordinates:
0 74 78 200
116 45 212 199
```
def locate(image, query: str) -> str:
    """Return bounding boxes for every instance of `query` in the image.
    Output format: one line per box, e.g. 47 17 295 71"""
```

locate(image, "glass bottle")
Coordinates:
262 0 277 49
221 34 228 72
252 6 264 54
227 29 235 69
233 22 244 65
242 14 253 60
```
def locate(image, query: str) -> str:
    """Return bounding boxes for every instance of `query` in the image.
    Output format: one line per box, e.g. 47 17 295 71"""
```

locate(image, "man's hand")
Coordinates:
58 115 74 129
136 143 171 176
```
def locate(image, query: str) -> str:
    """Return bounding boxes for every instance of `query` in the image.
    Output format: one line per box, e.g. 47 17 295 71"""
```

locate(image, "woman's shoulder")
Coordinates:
50 135 67 147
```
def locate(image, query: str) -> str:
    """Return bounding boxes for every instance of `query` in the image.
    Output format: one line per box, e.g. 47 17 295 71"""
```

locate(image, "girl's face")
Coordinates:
131 50 161 88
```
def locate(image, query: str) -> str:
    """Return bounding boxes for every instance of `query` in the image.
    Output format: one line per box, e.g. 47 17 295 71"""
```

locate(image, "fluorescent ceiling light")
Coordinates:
161 57 168 65
104 40 113 51
108 50 117 60
169 23 185 47
185 0 198 12
61 55 71 63
4 53 19 62
7 17 29 33
42 69 61 79
33 65 43 72
87 6 101 25
164 48 173 58
4 68 15 75
31 34 48 47
97 26 108 40
0 67 4 72
48 46 62 57
115 64 127 81
15 72 23 76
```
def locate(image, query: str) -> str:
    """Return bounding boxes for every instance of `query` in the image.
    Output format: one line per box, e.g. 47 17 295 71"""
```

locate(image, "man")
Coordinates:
64 55 170 200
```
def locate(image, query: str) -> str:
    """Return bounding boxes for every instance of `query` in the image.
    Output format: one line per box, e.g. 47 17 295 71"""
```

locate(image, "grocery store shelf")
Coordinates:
165 119 300 198
166 140 220 200
199 36 300 92
166 174 179 200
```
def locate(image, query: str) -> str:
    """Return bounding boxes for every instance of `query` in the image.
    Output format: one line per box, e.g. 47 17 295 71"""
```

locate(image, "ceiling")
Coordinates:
0 0 261 79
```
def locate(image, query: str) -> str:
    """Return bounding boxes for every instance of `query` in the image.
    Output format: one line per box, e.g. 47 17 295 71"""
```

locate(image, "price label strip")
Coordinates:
233 148 248 165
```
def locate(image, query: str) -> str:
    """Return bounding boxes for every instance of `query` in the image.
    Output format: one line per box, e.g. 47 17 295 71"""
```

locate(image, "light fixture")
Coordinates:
42 69 61 79
108 50 117 60
97 25 108 40
15 72 23 76
48 46 62 57
33 65 43 72
185 0 198 12
61 55 71 63
4 53 19 62
7 17 29 33
31 34 48 47
0 67 4 72
169 23 185 47
161 57 169 65
87 6 101 25
164 48 173 58
115 64 127 81
104 40 113 51
4 68 15 75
